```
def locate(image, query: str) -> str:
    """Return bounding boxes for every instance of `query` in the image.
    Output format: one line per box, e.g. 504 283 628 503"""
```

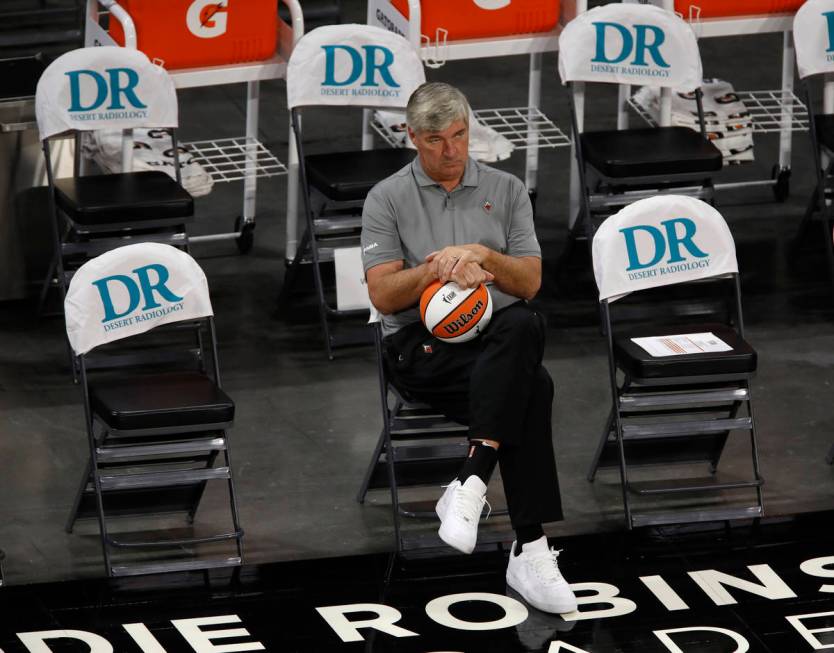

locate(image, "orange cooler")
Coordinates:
389 0 560 41
110 0 278 70
674 0 804 18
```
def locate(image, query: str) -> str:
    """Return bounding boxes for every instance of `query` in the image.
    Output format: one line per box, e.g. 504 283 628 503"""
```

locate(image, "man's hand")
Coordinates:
427 243 540 300
426 246 494 288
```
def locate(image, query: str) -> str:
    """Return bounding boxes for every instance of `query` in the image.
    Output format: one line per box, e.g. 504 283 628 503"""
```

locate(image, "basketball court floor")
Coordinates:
3 510 834 652
3 8 834 652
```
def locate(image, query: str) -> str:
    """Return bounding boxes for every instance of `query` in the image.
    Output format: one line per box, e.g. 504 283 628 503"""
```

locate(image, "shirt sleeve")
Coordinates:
505 177 541 259
361 184 405 272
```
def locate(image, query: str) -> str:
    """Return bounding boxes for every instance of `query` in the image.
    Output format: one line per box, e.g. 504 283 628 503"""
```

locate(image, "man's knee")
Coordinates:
488 303 545 347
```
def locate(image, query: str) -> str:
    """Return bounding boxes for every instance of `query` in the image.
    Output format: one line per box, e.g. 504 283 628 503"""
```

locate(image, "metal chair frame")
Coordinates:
588 274 765 529
66 315 244 577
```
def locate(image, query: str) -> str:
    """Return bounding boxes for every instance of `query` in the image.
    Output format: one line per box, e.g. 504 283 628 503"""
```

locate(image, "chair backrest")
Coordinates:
35 46 178 141
592 195 738 304
286 23 425 111
558 3 702 93
65 243 213 356
795 0 834 80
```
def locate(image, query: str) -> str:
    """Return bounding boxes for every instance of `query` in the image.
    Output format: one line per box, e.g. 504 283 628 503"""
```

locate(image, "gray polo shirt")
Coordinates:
361 156 541 336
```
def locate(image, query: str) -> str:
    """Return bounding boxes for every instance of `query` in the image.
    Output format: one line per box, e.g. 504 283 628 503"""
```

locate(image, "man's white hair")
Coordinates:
406 82 470 134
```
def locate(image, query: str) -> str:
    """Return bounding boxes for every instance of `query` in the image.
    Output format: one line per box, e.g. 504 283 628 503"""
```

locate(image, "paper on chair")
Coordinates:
631 332 732 357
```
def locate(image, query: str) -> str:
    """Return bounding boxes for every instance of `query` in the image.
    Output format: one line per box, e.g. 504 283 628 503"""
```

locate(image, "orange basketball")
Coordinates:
419 281 493 343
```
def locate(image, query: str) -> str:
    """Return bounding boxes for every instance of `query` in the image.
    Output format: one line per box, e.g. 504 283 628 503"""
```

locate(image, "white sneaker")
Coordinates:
506 536 578 614
435 476 488 554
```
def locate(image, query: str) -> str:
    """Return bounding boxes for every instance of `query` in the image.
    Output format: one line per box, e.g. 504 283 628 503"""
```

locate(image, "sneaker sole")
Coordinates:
438 521 476 555
506 570 578 615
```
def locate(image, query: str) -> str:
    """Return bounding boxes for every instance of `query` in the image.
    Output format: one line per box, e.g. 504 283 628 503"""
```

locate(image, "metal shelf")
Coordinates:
183 137 287 184
473 107 571 149
628 90 808 134
371 106 570 152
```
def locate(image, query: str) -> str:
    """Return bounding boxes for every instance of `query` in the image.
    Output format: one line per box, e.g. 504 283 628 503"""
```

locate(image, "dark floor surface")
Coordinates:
2 7 834 586
3 509 834 652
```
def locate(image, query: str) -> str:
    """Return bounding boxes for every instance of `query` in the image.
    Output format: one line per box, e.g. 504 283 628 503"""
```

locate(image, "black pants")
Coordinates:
383 302 563 528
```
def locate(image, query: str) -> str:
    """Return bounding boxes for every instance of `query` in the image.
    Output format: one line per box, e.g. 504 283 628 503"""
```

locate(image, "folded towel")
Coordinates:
83 128 214 197
633 79 755 166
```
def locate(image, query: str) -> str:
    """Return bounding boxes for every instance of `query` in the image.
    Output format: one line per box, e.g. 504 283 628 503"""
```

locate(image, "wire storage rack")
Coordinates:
628 89 809 135
184 137 288 184
370 106 571 150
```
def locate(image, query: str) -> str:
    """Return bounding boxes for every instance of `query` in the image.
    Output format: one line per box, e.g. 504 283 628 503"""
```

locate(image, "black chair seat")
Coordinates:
815 114 834 152
581 127 723 178
55 171 194 226
90 371 234 430
305 148 415 201
614 323 756 379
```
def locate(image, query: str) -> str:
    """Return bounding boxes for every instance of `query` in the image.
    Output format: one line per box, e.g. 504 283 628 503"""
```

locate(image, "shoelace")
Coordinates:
442 482 492 522
529 548 566 585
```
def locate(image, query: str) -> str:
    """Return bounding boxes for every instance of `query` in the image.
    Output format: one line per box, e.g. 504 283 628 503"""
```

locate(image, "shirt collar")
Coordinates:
412 156 480 189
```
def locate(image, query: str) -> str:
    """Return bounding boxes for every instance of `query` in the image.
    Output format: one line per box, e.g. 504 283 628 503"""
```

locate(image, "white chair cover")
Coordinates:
795 0 834 80
36 46 178 140
286 24 425 110
65 243 213 355
592 195 738 303
559 3 702 92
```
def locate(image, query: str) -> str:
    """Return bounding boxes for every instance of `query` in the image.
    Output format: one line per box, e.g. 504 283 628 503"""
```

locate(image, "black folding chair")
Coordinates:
357 311 511 552
558 3 722 254
63 242 243 577
280 24 425 359
587 195 764 529
34 46 193 314
793 0 834 288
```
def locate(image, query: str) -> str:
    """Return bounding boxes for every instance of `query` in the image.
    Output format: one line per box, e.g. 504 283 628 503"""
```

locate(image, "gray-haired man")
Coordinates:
361 82 577 615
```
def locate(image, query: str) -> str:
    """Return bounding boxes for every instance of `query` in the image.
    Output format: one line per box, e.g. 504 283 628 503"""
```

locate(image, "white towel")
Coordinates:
633 79 755 166
83 129 214 197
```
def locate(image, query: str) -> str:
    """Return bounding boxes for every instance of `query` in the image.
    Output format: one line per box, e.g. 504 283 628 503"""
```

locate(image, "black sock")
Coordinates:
458 440 498 485
514 524 545 555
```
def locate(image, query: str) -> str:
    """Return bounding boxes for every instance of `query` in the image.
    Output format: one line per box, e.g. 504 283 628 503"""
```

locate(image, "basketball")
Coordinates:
419 280 493 343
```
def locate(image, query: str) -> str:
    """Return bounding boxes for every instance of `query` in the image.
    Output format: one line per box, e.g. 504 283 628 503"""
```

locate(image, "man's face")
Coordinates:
408 118 469 185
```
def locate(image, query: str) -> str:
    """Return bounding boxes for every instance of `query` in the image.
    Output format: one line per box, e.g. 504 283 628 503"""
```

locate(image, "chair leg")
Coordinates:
612 406 634 529
221 439 245 561
65 457 92 534
357 427 388 504
187 450 220 523
587 408 614 482
744 391 766 515
381 403 404 552
310 251 335 360
37 254 58 317
821 210 834 291
277 229 311 309
792 185 819 253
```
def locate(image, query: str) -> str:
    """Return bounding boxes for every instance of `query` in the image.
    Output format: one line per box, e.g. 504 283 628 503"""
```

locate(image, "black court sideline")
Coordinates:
3 511 834 652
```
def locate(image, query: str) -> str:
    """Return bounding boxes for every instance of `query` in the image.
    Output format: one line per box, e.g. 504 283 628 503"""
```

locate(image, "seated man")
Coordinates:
361 82 577 615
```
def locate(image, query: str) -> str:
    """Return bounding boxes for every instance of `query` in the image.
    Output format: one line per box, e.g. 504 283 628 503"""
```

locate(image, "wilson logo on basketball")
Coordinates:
443 299 485 335
420 280 493 344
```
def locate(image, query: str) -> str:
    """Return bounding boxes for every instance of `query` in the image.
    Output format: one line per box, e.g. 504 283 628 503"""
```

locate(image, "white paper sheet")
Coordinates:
631 332 732 357
334 246 370 312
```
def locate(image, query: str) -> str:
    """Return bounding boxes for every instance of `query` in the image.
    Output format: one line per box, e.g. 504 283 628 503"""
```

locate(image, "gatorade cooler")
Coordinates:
389 0 560 41
674 0 804 19
109 0 278 70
